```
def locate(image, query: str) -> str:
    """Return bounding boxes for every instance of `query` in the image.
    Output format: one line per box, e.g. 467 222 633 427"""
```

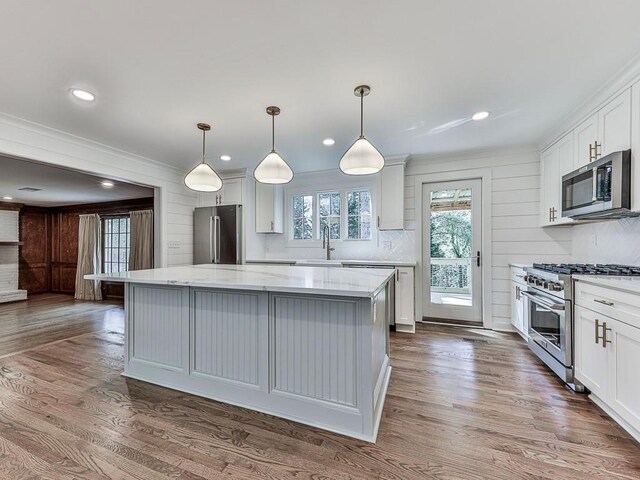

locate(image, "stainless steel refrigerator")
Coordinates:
193 205 243 264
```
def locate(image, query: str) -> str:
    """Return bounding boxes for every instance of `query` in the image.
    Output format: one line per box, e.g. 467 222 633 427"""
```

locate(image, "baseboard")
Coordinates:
589 394 640 444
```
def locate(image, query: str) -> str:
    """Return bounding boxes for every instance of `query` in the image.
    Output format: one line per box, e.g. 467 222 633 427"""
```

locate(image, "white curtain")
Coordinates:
129 209 153 270
74 214 102 300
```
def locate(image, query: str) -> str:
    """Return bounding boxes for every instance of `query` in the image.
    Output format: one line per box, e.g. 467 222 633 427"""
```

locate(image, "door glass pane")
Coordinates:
429 188 473 307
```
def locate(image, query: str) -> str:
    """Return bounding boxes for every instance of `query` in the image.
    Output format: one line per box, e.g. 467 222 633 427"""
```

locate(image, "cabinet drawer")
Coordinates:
574 281 640 329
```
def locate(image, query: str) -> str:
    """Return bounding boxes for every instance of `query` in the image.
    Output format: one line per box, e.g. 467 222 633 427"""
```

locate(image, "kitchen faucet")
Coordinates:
322 224 335 260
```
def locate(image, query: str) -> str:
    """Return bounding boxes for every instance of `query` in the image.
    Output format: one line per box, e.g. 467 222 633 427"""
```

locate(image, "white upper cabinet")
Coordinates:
377 163 405 230
255 183 284 233
598 88 632 158
540 131 573 226
198 177 244 207
573 89 631 170
574 113 598 169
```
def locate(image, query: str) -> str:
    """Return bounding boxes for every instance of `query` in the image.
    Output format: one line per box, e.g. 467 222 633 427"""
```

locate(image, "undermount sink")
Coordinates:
295 259 343 267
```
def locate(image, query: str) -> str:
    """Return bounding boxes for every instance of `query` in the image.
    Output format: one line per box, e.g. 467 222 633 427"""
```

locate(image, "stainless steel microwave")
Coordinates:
561 149 633 220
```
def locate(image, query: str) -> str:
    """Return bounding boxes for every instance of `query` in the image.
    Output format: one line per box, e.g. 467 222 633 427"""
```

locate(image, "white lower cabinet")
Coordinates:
395 267 415 330
574 280 640 442
510 266 528 338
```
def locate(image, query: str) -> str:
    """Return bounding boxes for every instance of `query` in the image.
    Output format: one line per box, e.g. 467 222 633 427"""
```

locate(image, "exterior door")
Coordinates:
422 179 482 323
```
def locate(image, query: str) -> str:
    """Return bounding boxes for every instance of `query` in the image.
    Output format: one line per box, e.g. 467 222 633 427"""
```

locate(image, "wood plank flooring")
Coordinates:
0 294 638 479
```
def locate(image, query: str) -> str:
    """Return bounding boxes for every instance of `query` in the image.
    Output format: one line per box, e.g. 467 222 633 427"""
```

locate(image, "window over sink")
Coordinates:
289 188 372 243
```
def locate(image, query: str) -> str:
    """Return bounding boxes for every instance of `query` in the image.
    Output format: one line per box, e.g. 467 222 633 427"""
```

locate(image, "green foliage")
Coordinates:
430 210 472 259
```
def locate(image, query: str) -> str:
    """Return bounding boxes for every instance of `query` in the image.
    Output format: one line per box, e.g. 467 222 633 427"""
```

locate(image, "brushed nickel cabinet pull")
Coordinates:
594 299 614 307
602 321 612 348
595 318 602 344
595 141 602 159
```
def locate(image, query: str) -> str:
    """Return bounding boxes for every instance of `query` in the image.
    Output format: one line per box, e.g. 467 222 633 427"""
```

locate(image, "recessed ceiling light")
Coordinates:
101 181 114 188
471 111 490 121
220 155 231 162
323 138 336 146
70 88 96 102
2 196 12 200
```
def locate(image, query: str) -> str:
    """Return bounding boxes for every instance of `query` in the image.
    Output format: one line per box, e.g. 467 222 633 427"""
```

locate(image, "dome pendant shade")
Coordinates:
254 150 294 184
340 85 384 175
254 106 294 184
184 163 223 191
184 122 223 192
339 136 385 175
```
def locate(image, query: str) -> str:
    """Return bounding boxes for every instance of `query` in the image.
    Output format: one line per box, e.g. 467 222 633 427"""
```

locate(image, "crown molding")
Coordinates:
539 52 640 150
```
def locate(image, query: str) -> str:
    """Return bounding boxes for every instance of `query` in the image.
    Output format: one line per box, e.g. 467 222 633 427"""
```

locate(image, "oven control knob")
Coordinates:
550 283 563 291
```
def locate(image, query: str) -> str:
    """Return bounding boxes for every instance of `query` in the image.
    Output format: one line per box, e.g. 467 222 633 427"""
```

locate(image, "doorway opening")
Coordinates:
422 179 483 325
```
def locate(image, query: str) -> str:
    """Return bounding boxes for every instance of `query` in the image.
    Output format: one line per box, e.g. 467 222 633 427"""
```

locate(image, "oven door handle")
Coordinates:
521 291 565 311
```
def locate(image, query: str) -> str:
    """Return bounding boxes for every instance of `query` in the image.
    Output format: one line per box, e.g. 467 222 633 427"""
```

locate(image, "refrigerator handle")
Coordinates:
214 215 221 264
209 216 215 263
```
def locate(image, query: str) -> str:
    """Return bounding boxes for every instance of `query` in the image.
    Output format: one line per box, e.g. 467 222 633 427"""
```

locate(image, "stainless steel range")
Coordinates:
523 263 640 392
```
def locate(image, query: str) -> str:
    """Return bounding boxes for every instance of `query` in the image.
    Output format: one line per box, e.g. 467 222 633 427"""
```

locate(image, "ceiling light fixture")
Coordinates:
2 196 12 200
220 155 231 162
101 181 114 188
184 123 223 192
323 138 335 146
254 106 294 184
472 111 490 121
70 88 96 102
339 85 384 175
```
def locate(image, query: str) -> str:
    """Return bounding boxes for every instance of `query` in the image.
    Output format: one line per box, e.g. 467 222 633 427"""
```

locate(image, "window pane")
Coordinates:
292 194 313 240
319 194 330 217
347 190 371 239
330 193 340 215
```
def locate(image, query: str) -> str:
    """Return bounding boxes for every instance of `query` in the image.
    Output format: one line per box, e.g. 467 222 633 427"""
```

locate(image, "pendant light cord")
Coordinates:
360 87 364 138
202 128 206 163
272 113 275 152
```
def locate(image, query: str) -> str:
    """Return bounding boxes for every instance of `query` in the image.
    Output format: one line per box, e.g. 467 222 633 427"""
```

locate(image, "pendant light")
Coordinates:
339 85 385 175
254 106 294 184
184 123 223 192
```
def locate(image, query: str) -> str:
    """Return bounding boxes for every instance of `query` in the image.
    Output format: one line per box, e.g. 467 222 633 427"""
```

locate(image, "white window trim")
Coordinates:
284 171 378 248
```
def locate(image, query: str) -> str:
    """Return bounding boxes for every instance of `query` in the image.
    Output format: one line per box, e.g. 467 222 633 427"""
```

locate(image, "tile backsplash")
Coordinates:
571 217 640 265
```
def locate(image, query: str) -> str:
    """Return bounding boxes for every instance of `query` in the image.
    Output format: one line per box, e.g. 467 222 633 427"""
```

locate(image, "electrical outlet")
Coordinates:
591 234 597 246
383 241 392 251
167 240 181 249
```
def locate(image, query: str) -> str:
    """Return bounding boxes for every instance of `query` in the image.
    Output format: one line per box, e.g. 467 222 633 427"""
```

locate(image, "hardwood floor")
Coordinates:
0 295 638 479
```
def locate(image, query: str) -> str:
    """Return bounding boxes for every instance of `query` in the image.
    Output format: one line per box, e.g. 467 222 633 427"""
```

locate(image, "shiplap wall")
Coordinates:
0 113 196 266
405 146 572 330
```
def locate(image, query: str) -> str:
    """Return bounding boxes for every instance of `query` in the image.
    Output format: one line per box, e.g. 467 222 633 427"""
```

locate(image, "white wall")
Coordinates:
405 146 572 330
571 218 640 265
0 113 196 267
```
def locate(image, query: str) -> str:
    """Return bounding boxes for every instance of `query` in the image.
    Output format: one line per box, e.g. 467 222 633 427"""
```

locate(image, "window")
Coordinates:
318 192 341 240
289 188 373 242
347 190 372 240
103 216 130 273
292 194 313 240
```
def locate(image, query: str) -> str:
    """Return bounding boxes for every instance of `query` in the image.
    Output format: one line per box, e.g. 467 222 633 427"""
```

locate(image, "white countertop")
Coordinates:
86 264 395 298
573 275 640 295
509 263 531 269
246 259 417 267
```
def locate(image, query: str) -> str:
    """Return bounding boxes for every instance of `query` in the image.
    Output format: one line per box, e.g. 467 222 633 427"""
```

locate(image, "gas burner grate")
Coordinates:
532 263 640 276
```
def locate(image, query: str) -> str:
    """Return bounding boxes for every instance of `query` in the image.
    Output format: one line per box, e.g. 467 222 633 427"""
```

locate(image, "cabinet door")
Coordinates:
574 306 608 396
255 183 283 233
378 164 404 230
220 178 244 205
607 318 640 433
574 113 598 168
395 267 414 326
511 281 524 333
540 146 559 226
598 88 631 158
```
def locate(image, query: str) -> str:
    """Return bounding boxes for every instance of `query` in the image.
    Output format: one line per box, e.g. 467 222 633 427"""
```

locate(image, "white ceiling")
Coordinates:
0 155 154 207
1 1 640 174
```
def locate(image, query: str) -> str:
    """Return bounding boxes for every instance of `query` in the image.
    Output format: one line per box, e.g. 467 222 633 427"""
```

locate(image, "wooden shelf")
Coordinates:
0 241 23 246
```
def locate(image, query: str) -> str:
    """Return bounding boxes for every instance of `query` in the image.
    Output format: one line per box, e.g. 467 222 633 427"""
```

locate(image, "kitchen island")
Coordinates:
87 264 394 442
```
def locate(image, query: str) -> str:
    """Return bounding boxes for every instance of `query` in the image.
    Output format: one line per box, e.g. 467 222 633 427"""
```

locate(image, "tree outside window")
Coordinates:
319 192 340 239
292 194 313 240
347 190 372 240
